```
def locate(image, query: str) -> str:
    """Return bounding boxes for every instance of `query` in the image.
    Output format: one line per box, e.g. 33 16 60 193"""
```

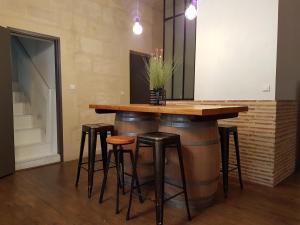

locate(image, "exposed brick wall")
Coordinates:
170 100 298 187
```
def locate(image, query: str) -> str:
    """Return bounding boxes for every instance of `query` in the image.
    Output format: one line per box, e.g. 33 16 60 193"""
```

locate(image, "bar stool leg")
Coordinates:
114 146 121 214
126 140 140 220
128 150 143 203
153 141 165 225
75 131 86 187
99 150 113 203
100 132 108 173
119 147 126 195
112 151 123 195
233 130 243 190
220 129 229 198
176 140 191 220
88 129 97 198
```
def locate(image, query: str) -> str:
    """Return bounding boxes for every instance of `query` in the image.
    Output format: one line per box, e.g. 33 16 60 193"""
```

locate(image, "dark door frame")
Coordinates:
129 50 151 104
130 50 151 58
8 27 64 162
0 26 15 177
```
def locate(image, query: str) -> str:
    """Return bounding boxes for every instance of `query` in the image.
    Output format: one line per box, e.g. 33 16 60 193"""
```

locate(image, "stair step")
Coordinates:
14 115 34 130
13 102 29 115
14 128 43 147
15 154 61 171
15 143 50 160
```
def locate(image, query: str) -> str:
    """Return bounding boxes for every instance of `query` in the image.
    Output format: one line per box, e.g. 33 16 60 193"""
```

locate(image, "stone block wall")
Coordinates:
0 0 163 161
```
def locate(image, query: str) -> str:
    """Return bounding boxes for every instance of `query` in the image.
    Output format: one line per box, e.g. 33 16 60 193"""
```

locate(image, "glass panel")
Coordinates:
165 75 172 99
173 15 184 99
175 0 185 15
164 19 173 99
165 0 173 18
184 19 196 99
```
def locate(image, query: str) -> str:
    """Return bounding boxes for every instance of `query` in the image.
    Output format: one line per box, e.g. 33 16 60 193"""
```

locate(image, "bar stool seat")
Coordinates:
219 125 243 198
219 124 237 132
106 136 135 145
127 132 191 225
137 132 179 142
99 135 143 214
82 123 114 133
75 123 114 198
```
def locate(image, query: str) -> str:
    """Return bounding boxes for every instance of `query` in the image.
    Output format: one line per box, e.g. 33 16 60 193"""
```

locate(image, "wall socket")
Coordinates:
262 84 271 92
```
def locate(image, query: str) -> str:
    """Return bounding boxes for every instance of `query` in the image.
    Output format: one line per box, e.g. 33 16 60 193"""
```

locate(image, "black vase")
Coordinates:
149 88 166 106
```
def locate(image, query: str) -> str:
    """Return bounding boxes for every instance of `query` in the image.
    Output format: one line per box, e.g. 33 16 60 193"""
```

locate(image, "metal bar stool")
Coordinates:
219 125 243 198
127 132 191 225
99 136 143 214
75 123 114 198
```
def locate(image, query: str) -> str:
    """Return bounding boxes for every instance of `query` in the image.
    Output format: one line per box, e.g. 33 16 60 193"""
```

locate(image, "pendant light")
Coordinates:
133 0 143 35
185 0 197 20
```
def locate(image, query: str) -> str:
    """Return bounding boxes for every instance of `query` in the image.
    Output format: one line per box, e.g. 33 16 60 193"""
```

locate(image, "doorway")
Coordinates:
0 27 63 173
130 50 150 104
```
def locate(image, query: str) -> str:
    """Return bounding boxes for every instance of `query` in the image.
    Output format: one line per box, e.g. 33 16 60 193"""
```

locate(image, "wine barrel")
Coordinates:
158 114 220 209
114 112 159 182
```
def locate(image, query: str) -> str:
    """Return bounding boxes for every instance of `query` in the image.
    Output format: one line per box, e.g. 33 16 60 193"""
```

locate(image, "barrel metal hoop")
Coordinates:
116 112 157 122
160 114 200 122
160 120 216 128
165 176 219 186
182 139 219 147
164 192 216 209
160 121 194 128
116 131 137 136
116 116 156 122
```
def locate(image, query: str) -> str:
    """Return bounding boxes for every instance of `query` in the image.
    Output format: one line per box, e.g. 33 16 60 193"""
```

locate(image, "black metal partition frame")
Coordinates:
163 0 196 100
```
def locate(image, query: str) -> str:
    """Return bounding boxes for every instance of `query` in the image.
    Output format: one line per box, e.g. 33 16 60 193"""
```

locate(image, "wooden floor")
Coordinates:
0 161 299 225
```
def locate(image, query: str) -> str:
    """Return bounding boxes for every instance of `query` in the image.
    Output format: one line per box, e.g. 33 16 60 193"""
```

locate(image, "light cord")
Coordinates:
137 0 139 18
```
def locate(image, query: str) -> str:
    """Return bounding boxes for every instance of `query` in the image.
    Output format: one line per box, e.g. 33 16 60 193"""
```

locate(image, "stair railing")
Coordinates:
12 37 55 144
14 37 50 89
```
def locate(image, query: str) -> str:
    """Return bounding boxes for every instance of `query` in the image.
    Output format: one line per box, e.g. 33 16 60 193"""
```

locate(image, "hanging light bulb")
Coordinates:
133 0 143 35
185 0 197 20
133 16 143 35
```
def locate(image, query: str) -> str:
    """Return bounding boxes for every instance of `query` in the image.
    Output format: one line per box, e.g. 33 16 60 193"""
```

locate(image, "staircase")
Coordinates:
13 83 60 170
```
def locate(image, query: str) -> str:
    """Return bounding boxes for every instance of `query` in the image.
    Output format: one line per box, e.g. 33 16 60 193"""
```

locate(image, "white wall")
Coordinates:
20 37 56 89
194 0 279 100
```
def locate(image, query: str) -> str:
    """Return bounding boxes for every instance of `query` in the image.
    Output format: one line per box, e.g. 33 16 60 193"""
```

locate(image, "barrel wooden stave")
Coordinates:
114 112 158 182
159 114 220 209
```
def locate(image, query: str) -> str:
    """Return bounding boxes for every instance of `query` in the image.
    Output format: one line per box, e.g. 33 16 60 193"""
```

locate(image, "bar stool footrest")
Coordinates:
164 191 185 202
220 163 239 173
164 180 184 189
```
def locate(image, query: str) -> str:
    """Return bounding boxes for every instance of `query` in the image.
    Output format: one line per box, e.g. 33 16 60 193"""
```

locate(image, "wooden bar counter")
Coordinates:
89 103 248 209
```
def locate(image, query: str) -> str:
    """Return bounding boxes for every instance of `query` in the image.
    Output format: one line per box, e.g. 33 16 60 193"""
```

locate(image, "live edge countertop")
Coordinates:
89 103 248 117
